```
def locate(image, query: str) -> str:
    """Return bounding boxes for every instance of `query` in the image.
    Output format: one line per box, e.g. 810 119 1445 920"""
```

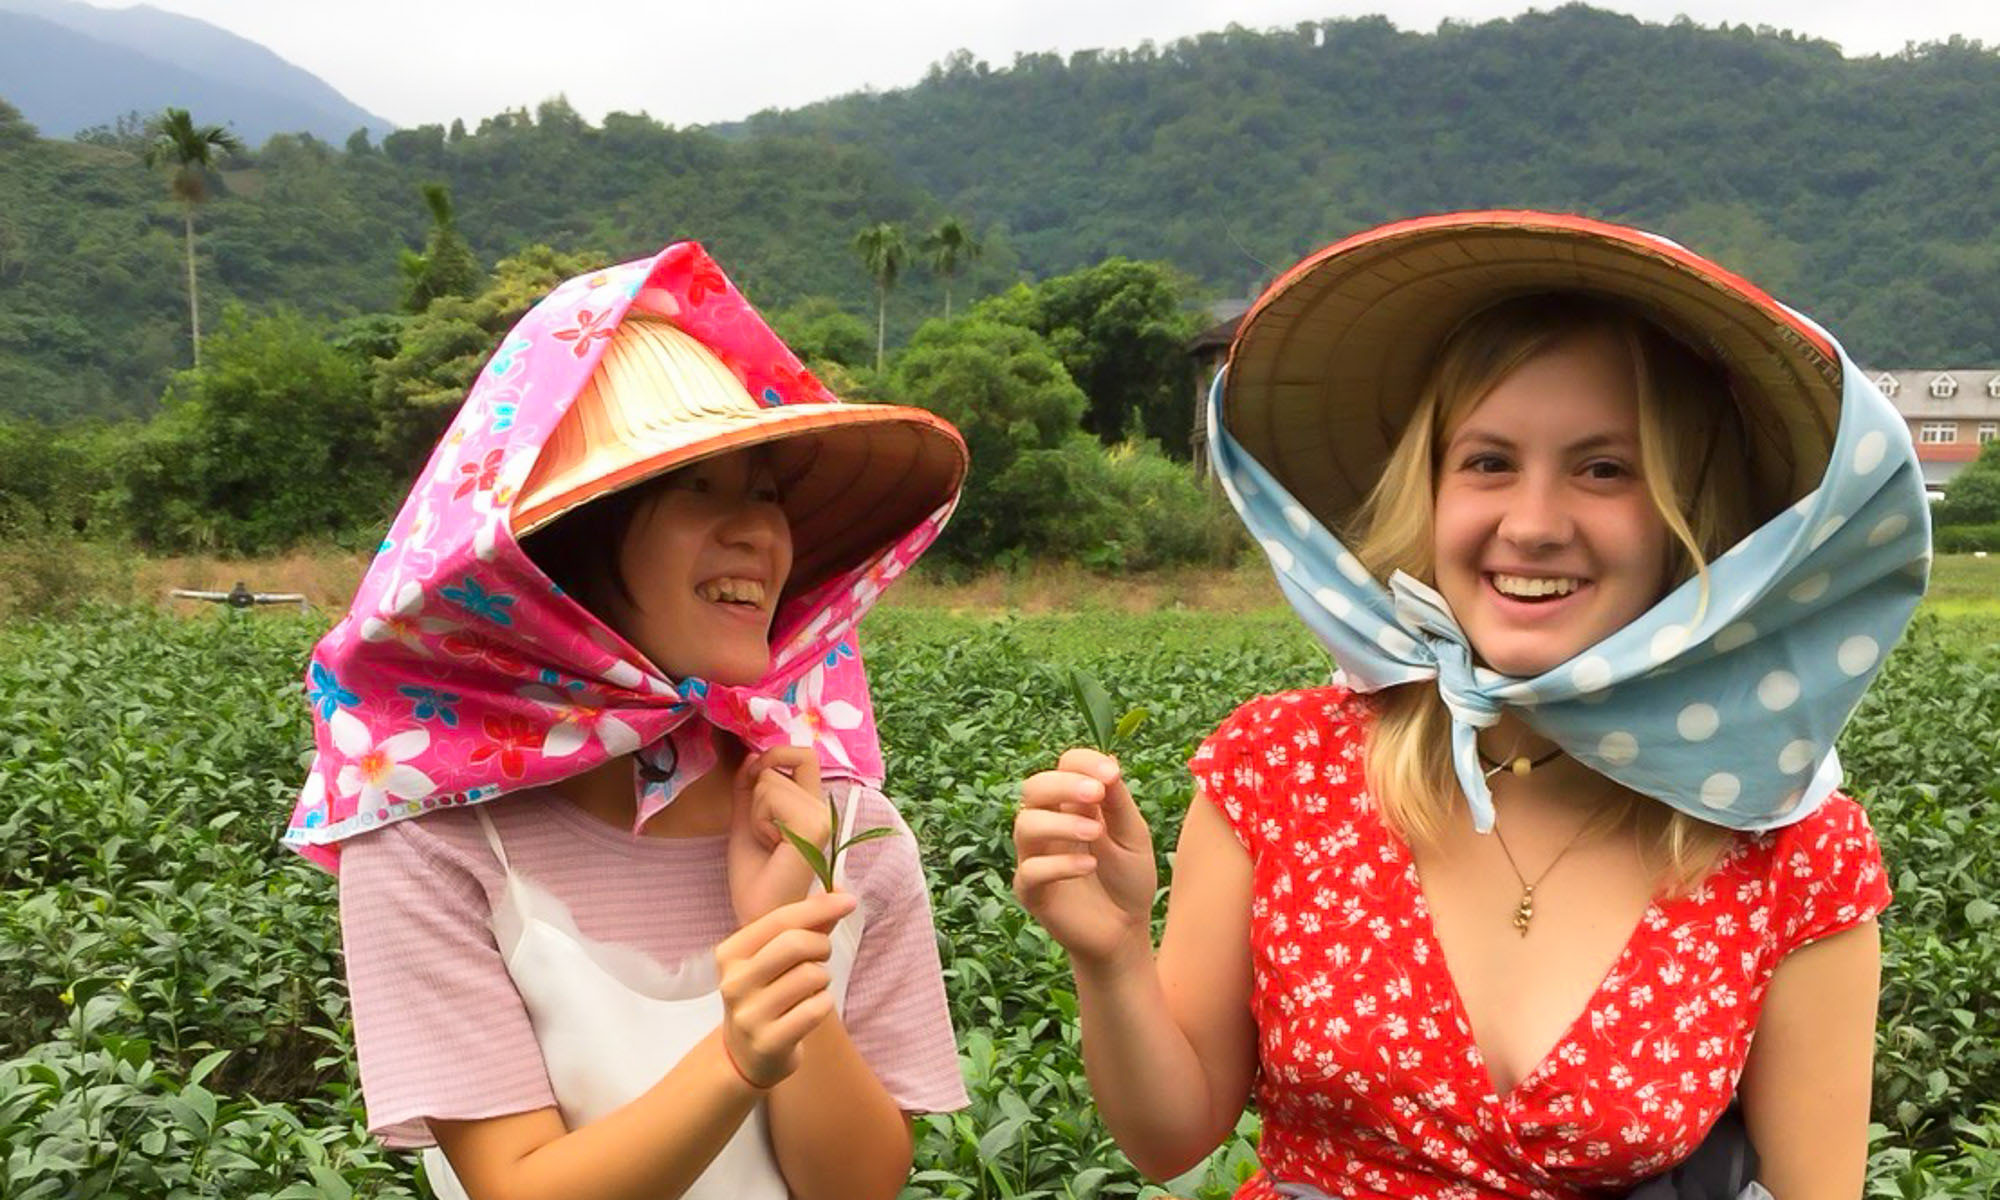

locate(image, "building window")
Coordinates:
1988 376 2000 400
1876 373 1900 398
1930 375 1959 399
1981 423 1998 445
1919 422 1958 444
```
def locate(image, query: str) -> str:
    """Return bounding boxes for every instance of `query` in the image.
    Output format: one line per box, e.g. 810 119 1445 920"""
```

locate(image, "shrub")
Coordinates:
115 309 394 555
1931 524 2000 554
0 607 1992 1194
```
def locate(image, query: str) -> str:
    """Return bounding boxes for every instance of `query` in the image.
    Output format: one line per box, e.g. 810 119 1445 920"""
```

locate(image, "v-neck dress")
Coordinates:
1188 687 1889 1200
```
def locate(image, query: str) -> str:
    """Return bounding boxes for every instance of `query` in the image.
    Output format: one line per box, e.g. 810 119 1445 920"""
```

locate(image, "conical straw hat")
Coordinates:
515 317 965 593
1224 211 1842 532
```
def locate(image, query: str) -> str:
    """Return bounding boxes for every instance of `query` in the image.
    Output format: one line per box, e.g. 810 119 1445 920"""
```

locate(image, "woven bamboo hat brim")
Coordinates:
1223 211 1843 533
513 318 966 594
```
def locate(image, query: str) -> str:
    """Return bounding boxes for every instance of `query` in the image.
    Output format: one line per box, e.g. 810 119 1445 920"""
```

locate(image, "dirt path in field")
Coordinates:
118 551 1288 616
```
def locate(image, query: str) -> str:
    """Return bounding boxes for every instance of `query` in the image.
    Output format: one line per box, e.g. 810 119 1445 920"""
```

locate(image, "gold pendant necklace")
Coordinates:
1490 816 1593 937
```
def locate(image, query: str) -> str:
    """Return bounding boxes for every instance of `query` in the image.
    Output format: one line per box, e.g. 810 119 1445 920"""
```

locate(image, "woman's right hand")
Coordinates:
715 890 856 1089
1013 748 1158 969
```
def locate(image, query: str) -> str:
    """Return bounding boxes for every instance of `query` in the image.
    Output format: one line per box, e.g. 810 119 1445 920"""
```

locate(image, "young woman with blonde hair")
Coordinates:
1014 212 1930 1199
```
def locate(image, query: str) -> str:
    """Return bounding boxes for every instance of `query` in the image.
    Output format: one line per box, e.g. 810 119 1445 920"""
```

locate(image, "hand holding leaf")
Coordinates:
731 746 890 922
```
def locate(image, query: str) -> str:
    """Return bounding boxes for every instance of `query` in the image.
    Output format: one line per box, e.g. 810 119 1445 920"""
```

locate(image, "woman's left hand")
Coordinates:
728 745 834 925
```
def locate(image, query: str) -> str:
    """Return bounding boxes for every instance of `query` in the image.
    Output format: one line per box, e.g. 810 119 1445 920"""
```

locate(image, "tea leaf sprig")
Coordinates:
1067 667 1148 752
775 795 897 892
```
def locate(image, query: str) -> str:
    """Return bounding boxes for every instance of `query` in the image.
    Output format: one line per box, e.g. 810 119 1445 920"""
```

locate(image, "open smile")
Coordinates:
1482 572 1593 621
694 576 771 625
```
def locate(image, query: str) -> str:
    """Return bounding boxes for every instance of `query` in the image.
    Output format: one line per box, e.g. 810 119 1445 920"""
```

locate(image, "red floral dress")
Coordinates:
1188 687 1890 1200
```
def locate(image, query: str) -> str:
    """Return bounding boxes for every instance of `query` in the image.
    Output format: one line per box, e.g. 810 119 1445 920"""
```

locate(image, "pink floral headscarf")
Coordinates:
283 243 958 870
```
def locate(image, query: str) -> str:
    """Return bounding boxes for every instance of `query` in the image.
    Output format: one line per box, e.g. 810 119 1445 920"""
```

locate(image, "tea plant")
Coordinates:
0 606 1994 1197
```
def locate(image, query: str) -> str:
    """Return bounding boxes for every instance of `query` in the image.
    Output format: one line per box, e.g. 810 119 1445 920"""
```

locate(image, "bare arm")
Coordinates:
431 891 856 1200
429 1032 756 1200
1015 750 1257 1179
765 1014 914 1200
1738 920 1882 1200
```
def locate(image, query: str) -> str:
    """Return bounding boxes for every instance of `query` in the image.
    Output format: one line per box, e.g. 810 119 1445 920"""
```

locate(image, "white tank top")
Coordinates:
422 799 867 1200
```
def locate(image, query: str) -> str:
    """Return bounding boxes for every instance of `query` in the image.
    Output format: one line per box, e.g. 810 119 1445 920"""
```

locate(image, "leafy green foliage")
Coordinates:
972 260 1200 454
854 222 910 372
769 297 876 371
1932 524 2000 554
0 604 1992 1196
0 418 123 539
116 307 392 553
0 106 985 423
1934 442 2000 527
9 10 1999 425
748 10 2000 370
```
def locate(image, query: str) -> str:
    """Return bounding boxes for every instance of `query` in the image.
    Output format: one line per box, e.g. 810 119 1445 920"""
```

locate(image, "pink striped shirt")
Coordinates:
337 781 967 1147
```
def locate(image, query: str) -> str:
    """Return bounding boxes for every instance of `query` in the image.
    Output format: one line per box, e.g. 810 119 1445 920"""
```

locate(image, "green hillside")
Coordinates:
2 5 1997 424
746 7 1999 363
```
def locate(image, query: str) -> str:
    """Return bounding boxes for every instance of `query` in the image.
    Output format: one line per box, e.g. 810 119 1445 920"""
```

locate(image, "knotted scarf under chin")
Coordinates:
1205 334 1929 834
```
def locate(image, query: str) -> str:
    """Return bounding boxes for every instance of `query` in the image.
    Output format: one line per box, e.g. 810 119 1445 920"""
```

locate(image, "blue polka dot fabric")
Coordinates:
1209 332 1931 834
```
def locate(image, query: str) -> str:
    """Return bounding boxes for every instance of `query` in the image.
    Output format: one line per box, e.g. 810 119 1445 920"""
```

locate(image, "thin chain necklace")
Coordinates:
1489 808 1595 937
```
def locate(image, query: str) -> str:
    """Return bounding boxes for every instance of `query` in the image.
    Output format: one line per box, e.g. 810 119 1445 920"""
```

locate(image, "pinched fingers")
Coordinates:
1011 851 1101 902
1053 747 1148 843
738 745 830 845
716 895 852 1087
718 892 853 963
1055 746 1119 780
1021 767 1107 814
742 744 823 799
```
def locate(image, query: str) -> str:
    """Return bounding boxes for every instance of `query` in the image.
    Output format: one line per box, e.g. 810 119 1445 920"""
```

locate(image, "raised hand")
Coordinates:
728 745 832 925
715 891 856 1088
1013 748 1159 969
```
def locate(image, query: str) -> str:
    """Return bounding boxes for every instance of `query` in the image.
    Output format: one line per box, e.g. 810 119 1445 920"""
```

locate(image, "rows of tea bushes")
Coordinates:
0 607 1996 1197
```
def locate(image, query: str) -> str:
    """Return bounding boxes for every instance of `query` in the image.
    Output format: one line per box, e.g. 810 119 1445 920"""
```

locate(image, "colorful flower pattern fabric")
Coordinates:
283 243 954 870
1190 686 1890 1200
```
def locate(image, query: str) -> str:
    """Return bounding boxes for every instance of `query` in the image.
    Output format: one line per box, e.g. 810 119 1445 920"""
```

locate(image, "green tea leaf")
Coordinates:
187 1048 232 1087
1113 706 1149 742
1067 667 1114 750
774 819 834 892
838 826 899 855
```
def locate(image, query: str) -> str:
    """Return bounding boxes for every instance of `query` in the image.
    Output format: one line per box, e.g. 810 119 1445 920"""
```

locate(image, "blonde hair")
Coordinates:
1345 294 1758 892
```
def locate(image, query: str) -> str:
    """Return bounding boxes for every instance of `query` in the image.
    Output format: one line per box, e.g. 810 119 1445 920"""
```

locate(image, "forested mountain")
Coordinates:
2 5 1996 424
0 98 986 420
0 0 392 142
745 7 1999 362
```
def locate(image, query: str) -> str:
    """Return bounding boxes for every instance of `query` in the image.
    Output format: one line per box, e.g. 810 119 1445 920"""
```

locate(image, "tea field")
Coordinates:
1 606 1997 1198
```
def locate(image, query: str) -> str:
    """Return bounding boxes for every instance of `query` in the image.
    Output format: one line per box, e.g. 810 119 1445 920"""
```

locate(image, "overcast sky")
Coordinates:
131 0 1999 129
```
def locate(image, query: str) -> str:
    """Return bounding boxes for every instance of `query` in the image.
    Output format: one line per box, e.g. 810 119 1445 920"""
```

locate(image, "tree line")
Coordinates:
3 6 1996 426
0 193 1235 571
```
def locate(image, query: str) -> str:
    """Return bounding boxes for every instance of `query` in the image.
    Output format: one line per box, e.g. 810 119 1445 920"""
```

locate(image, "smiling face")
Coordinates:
1432 329 1675 677
597 449 793 687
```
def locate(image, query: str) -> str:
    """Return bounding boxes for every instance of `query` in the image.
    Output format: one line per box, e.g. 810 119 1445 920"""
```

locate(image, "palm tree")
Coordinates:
145 108 242 367
920 218 982 320
400 182 482 313
851 223 906 373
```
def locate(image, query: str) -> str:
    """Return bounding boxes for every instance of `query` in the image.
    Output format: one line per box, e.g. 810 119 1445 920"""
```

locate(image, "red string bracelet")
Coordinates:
721 1039 774 1092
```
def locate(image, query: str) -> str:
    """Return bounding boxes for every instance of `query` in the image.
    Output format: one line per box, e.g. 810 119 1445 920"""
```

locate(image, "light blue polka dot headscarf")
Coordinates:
1211 215 1931 834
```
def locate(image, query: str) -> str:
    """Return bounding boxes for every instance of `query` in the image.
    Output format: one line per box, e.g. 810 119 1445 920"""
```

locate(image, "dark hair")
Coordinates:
520 476 671 614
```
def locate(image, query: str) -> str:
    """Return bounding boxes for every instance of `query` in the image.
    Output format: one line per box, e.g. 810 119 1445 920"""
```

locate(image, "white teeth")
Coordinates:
1492 573 1581 598
696 578 766 606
